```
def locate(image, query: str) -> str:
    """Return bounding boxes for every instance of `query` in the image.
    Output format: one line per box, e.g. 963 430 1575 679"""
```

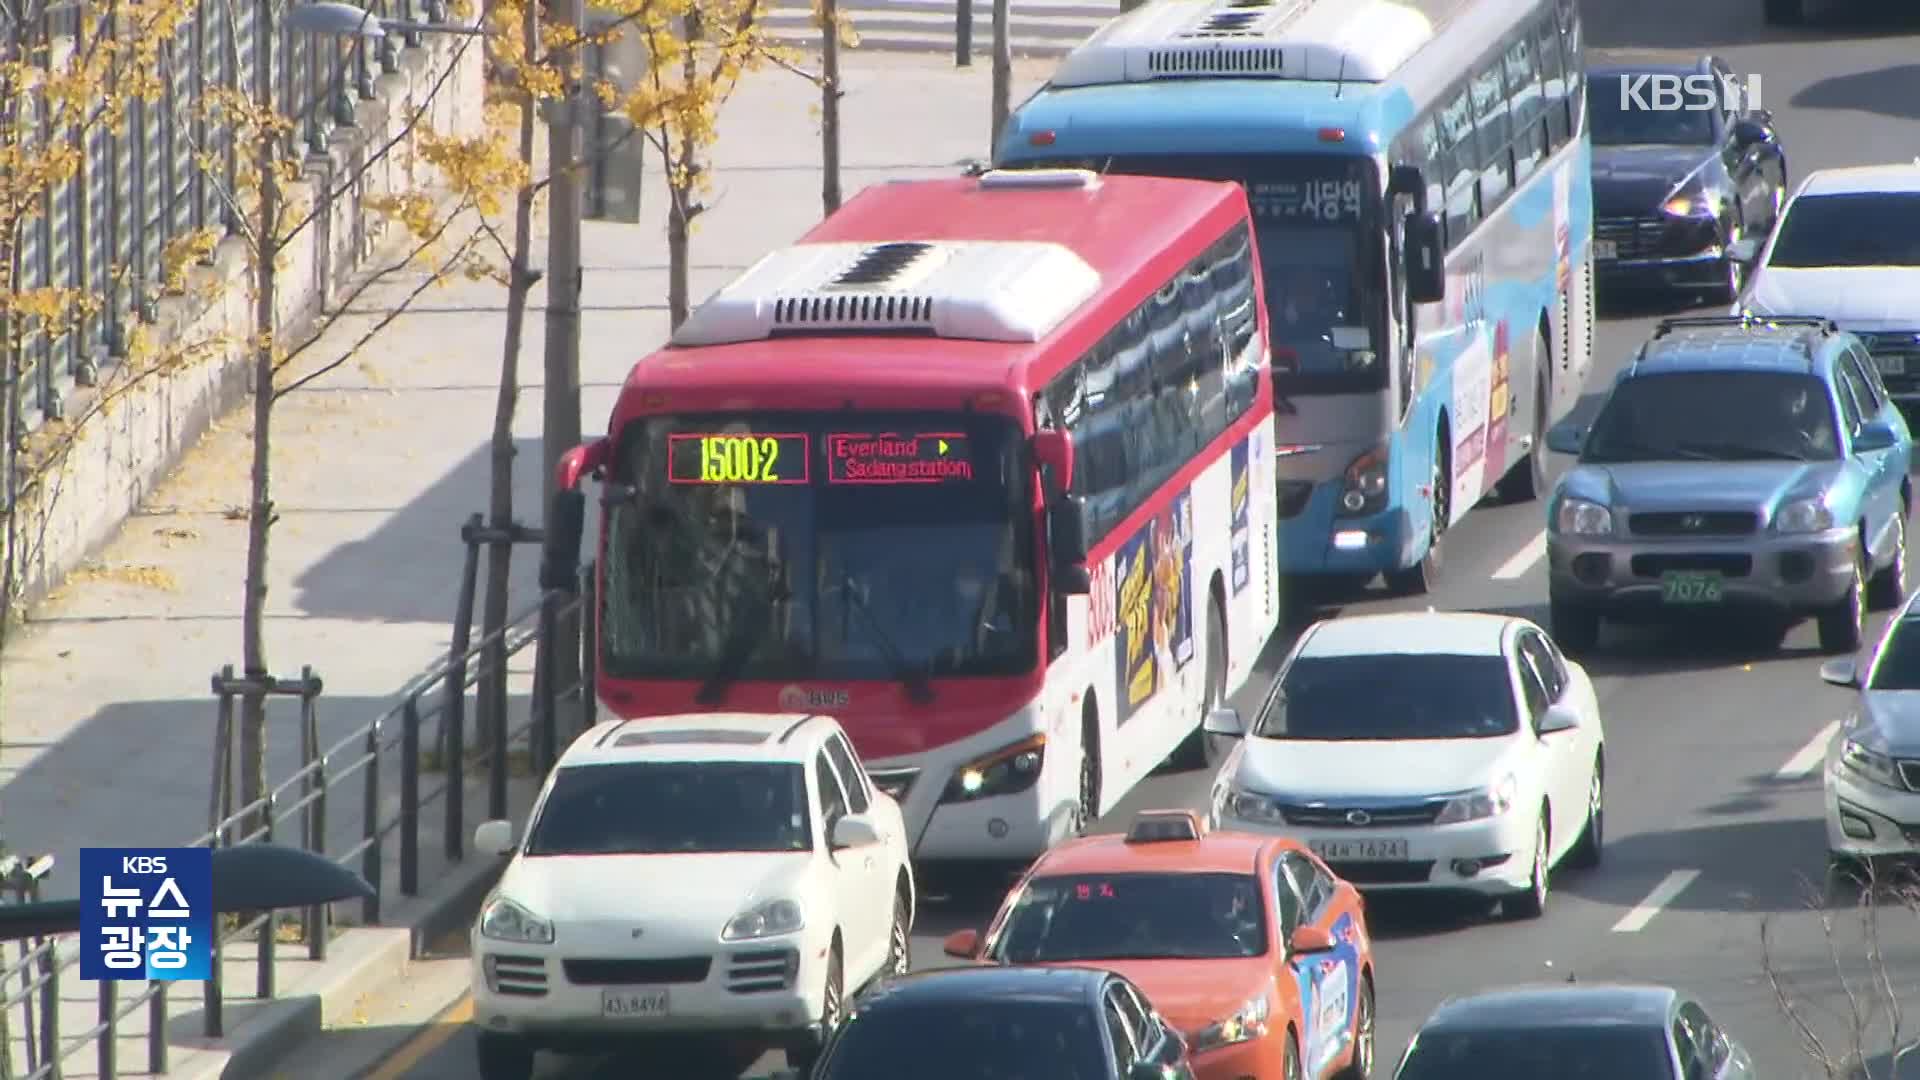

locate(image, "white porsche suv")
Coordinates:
467 712 916 1080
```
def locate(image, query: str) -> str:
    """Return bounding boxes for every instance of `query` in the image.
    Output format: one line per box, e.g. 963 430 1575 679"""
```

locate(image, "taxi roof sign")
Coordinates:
1125 809 1207 843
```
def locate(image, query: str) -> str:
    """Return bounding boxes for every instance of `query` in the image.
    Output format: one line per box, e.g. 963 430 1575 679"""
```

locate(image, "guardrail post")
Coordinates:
488 620 509 820
204 831 224 1037
209 665 237 845
147 982 168 1073
301 666 329 961
362 716 383 925
401 698 421 895
98 978 116 1080
258 790 277 1001
445 513 482 862
39 939 58 1080
955 0 973 65
579 562 597 730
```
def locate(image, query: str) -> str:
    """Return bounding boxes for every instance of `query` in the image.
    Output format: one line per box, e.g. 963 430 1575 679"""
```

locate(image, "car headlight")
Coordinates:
478 896 554 944
1218 785 1285 825
1842 737 1903 791
1554 497 1612 536
721 898 805 941
1775 497 1834 534
1191 992 1270 1051
1661 188 1722 217
940 735 1045 804
1433 774 1518 825
1337 444 1388 518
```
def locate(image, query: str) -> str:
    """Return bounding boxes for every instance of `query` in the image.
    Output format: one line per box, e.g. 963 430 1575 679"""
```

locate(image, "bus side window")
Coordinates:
1215 224 1259 422
1411 117 1446 247
1438 83 1480 244
1556 0 1584 128
1471 58 1512 212
1146 279 1193 466
1504 34 1545 182
1189 239 1231 444
1535 14 1567 150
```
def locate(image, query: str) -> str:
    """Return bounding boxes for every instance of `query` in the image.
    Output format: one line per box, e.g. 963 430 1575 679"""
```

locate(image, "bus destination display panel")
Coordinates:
827 431 974 484
666 432 810 484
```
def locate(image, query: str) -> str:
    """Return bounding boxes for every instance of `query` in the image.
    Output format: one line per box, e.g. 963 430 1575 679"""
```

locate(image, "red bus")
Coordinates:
545 169 1283 863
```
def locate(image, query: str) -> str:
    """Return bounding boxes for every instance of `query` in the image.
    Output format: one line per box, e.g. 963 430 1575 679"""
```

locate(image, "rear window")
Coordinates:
1768 192 1920 268
989 872 1268 962
819 1001 1107 1080
1396 1027 1673 1080
1253 653 1518 740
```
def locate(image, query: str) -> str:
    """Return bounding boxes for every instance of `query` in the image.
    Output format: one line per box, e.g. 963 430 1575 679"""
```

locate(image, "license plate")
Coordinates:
1878 354 1906 376
1593 239 1617 260
602 988 670 1018
1309 838 1407 861
1661 571 1723 604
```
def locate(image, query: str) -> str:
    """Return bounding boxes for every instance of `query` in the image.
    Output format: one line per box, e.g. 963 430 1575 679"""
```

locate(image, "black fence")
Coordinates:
0 552 598 1078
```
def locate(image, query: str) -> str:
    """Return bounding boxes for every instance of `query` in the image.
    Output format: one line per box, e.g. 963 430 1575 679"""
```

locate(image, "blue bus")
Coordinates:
995 0 1595 595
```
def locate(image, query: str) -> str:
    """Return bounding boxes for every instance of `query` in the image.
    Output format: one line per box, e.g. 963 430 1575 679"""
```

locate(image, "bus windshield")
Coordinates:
600 411 1040 686
1025 152 1386 395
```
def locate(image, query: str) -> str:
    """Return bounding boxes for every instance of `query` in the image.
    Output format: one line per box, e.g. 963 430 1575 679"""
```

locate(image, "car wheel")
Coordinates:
1337 973 1376 1080
1763 0 1804 24
1503 813 1550 920
885 885 912 977
1568 758 1604 869
1549 600 1601 655
1710 208 1747 303
789 942 846 1072
475 1032 534 1080
1498 352 1551 503
1868 511 1907 611
1817 555 1866 654
1283 1030 1304 1080
1072 709 1101 836
1386 433 1448 595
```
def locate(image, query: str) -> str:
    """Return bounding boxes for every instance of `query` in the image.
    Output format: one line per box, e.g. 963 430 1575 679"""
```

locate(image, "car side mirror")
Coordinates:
1048 496 1091 595
1731 119 1770 147
1404 210 1445 304
1853 421 1898 453
830 814 881 851
1536 702 1579 735
473 819 516 857
943 928 980 958
1203 706 1244 737
1820 658 1860 688
1544 422 1586 455
1289 924 1335 955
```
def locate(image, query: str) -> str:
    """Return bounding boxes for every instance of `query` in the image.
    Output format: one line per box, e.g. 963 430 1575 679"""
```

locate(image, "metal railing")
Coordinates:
0 0 460 512
0 554 599 1078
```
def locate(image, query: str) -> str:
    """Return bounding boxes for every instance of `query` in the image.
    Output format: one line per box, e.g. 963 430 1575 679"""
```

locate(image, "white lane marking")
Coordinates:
1776 721 1839 780
1610 869 1701 933
1492 530 1546 579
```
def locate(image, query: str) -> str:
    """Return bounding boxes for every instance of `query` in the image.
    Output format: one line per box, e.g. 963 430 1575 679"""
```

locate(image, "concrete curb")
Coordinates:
168 854 507 1080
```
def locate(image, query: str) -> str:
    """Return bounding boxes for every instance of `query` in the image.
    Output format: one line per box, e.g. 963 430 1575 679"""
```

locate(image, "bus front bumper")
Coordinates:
1275 479 1416 577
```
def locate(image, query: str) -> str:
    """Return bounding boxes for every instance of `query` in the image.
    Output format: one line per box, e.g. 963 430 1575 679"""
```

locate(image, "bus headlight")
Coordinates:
941 735 1046 803
1337 444 1388 517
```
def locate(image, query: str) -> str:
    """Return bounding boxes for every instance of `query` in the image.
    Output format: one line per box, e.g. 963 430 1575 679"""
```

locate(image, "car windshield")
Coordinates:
1581 371 1841 463
1013 151 1387 395
1252 653 1518 740
1767 192 1920 268
1587 74 1716 146
600 411 1038 684
819 1001 1109 1080
523 761 811 855
1869 618 1920 690
1396 1026 1674 1080
988 872 1268 963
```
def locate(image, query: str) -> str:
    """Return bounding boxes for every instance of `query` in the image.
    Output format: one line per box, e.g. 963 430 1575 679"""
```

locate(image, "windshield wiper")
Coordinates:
1674 441 1810 462
840 575 935 703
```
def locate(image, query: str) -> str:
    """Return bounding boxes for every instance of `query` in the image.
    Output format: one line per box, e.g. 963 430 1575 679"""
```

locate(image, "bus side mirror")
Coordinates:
540 489 587 592
555 439 608 492
1032 429 1075 500
1404 210 1445 304
1048 496 1091 595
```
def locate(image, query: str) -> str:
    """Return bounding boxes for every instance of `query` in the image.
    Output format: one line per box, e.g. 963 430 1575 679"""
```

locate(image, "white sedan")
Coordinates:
1205 611 1606 919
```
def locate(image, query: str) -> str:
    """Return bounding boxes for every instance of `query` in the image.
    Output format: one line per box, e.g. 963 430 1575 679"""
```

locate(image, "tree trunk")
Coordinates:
240 33 281 839
478 3 542 761
820 0 842 216
666 188 691 330
991 0 1011 151
540 0 585 707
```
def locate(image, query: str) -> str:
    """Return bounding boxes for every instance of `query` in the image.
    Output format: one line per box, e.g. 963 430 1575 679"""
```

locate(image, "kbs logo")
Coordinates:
1618 73 1761 112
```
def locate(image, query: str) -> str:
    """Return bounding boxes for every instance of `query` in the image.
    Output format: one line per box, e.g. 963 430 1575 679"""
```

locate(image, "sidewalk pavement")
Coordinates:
0 52 1052 1077
762 0 1116 57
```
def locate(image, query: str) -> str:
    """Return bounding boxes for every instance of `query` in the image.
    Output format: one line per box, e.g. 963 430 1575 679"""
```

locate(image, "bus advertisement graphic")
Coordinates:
1114 491 1196 724
1229 441 1251 595
1485 320 1511 480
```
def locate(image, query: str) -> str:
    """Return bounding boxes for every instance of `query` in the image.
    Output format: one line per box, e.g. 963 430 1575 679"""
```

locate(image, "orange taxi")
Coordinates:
943 810 1376 1080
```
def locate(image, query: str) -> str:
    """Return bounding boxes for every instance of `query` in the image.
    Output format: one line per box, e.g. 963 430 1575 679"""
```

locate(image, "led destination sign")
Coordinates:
667 432 810 485
827 431 974 484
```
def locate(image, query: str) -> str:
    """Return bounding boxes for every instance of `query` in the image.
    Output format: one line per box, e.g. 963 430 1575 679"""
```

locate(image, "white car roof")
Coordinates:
1798 164 1920 197
1298 612 1516 657
556 713 834 768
